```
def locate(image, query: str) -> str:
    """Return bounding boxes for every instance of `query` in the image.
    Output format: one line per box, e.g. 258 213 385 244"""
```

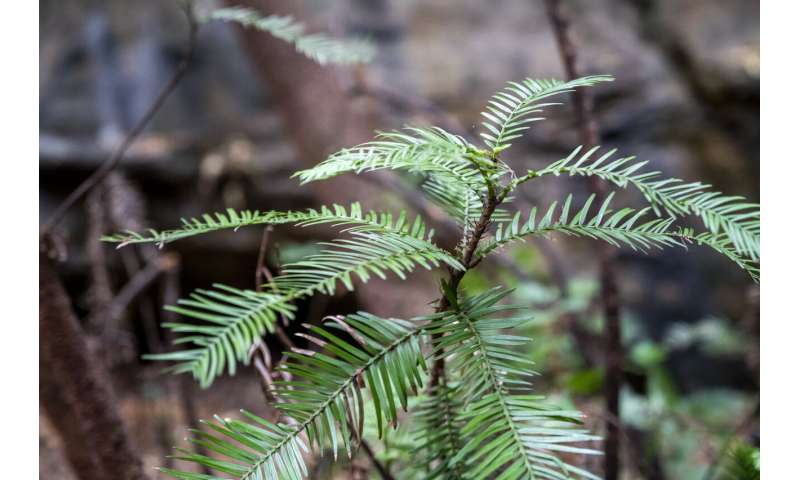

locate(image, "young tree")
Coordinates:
109 69 759 479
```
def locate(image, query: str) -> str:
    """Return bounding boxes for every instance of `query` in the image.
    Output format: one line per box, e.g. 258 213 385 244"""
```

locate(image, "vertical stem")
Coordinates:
429 188 501 390
543 1 623 478
600 255 622 480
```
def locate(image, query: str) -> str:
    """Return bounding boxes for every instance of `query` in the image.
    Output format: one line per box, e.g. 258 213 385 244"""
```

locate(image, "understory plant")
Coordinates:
107 10 759 478
108 73 759 479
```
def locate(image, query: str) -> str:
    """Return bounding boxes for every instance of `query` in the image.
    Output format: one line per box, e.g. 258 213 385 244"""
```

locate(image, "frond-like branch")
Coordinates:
149 232 461 387
528 146 760 261
161 313 426 480
102 202 432 247
272 232 463 295
209 7 374 65
162 412 307 480
292 126 482 188
427 288 599 479
278 313 426 446
677 228 760 282
475 194 759 280
293 126 496 226
414 383 466 480
479 76 613 154
147 286 295 388
476 193 679 257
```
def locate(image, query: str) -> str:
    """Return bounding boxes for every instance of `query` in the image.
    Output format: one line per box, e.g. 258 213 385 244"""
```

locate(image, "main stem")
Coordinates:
428 178 503 390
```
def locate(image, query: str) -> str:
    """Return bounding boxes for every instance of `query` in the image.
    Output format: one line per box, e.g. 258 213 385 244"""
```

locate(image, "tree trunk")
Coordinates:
40 252 147 480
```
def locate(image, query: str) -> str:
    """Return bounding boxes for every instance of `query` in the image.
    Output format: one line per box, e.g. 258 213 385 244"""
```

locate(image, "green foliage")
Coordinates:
279 312 426 446
719 442 759 480
477 193 679 257
102 202 431 247
161 313 426 479
414 384 466 479
109 73 759 479
426 288 600 479
209 7 374 65
146 286 294 388
531 146 760 261
476 193 759 280
146 227 459 387
292 127 507 226
479 76 613 154
294 127 475 185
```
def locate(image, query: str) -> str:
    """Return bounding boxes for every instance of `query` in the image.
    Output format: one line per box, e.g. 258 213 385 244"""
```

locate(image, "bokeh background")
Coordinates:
40 0 759 478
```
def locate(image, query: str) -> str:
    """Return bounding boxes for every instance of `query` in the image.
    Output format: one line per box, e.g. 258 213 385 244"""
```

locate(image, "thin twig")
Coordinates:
91 253 179 332
254 226 295 342
357 436 395 480
543 2 623 479
40 3 198 236
251 226 294 399
255 226 273 293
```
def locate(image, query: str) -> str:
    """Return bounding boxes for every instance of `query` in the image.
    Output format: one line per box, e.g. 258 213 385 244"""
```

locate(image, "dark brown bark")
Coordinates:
599 255 622 480
85 186 115 333
39 253 147 480
543 1 624 478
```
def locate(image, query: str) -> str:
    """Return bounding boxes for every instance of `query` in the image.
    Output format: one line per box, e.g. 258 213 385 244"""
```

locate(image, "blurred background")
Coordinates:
39 0 759 478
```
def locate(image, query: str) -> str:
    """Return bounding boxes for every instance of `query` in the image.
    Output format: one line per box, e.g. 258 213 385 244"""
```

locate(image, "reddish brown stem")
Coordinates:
429 189 502 390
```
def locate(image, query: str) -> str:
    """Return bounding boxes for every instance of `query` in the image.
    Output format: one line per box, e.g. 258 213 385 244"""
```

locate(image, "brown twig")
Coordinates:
40 2 198 236
90 253 179 331
255 226 274 293
254 226 295 347
543 1 624 478
357 436 395 480
428 178 507 391
251 226 293 400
